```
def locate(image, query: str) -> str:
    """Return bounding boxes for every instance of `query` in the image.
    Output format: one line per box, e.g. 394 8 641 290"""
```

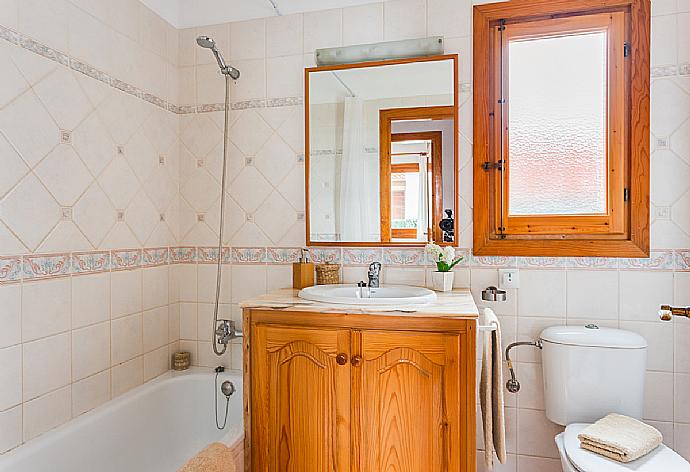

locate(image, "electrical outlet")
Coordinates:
498 269 520 289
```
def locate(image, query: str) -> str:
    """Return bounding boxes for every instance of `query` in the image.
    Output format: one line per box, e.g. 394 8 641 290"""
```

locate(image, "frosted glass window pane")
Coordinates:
508 32 607 216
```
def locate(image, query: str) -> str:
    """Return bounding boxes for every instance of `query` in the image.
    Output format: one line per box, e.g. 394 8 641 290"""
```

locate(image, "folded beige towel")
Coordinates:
178 442 236 472
578 413 662 463
480 308 506 470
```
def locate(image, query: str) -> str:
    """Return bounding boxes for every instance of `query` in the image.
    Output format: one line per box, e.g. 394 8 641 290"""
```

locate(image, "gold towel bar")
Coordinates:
659 305 690 321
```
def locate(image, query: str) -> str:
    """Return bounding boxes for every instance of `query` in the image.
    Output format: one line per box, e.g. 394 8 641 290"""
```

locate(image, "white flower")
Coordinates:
425 243 442 259
442 246 455 263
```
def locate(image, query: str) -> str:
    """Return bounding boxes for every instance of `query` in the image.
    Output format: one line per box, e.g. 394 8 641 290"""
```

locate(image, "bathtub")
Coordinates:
0 369 243 472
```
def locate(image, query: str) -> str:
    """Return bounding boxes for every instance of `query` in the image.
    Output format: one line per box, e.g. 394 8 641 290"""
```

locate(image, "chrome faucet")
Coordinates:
367 262 381 288
215 320 242 346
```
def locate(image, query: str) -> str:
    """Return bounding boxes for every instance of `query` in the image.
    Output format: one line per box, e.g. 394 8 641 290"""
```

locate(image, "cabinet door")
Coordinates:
251 325 351 472
355 330 462 472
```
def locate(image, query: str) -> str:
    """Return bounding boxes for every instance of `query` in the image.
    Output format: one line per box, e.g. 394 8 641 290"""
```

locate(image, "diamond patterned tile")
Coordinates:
125 130 157 183
671 119 690 166
180 168 220 211
229 110 272 156
97 91 148 145
0 173 59 250
34 145 93 206
231 222 272 246
255 191 297 243
143 108 177 155
203 194 245 244
258 105 296 131
101 221 139 250
71 111 116 177
651 79 690 137
73 183 116 247
126 191 159 244
0 89 58 167
37 221 92 253
276 107 304 154
0 46 29 109
98 156 140 209
0 220 28 255
204 139 245 184
180 114 221 159
672 190 690 236
33 68 93 130
277 164 305 211
254 134 297 186
0 132 29 199
651 150 690 205
145 170 176 212
7 42 58 87
229 166 272 213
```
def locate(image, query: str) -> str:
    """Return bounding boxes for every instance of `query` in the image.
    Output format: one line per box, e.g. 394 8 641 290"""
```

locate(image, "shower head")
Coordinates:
196 35 240 80
196 35 216 49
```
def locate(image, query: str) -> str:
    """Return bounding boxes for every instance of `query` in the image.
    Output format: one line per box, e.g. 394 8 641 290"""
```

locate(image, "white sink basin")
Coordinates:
298 284 437 305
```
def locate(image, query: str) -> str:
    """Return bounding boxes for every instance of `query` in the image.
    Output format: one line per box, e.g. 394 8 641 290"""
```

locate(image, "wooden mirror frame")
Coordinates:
304 54 459 247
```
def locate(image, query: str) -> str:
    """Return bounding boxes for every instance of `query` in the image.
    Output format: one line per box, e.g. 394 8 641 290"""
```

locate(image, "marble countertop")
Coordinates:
240 287 479 319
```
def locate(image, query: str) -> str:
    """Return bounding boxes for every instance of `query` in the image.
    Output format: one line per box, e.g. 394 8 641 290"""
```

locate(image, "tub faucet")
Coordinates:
215 319 242 346
368 262 381 288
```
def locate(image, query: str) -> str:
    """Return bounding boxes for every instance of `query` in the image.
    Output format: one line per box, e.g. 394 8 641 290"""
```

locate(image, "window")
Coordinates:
473 0 650 257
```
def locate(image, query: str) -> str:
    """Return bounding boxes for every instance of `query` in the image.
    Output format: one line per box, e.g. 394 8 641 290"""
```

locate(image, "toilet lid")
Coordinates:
564 424 690 472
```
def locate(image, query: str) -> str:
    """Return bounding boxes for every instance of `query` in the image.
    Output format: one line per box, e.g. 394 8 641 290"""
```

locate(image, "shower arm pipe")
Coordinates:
504 339 542 393
266 0 282 16
211 74 232 356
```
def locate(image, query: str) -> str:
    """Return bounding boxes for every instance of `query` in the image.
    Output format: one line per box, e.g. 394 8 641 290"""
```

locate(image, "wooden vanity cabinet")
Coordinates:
243 309 476 472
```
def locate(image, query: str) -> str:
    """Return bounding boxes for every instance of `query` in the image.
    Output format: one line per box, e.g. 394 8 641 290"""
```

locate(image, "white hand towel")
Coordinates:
480 308 506 470
578 413 663 463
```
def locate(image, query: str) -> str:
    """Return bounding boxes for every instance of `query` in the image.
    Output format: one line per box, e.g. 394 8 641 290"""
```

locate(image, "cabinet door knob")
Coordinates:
336 353 348 365
351 355 362 367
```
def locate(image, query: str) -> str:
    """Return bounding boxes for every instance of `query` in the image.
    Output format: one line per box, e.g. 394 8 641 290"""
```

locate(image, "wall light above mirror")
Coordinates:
305 54 459 247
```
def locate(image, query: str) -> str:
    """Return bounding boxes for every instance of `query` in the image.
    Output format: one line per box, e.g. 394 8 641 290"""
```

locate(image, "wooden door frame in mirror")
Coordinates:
304 53 459 247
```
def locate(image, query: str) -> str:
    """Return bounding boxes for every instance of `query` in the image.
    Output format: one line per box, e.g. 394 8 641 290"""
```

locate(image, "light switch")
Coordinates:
498 269 520 289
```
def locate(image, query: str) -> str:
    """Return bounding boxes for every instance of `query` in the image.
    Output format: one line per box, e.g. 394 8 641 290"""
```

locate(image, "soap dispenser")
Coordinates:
292 248 315 289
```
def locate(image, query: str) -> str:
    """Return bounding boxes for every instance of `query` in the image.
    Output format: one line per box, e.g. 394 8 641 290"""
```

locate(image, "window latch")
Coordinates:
482 160 504 172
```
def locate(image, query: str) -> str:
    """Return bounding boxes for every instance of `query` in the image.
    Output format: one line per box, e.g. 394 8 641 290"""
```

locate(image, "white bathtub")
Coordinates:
0 369 243 472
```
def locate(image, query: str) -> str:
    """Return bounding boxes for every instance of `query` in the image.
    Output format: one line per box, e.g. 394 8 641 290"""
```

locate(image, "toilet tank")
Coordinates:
540 325 647 426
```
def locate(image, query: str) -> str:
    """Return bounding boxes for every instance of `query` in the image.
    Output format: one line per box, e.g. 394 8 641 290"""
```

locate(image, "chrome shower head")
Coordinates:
196 35 240 80
220 380 236 397
196 35 216 49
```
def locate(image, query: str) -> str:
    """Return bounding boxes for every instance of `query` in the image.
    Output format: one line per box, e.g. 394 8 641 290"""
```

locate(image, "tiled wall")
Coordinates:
173 1 690 471
1 0 690 469
0 0 181 453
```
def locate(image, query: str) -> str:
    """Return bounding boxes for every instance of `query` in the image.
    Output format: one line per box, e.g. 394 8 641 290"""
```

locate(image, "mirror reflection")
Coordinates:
307 56 458 246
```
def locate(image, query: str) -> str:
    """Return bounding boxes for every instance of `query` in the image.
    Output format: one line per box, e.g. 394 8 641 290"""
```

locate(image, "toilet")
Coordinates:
539 325 690 472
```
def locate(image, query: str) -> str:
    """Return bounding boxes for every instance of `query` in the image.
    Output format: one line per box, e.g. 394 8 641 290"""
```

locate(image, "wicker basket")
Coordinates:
172 351 191 371
315 263 341 285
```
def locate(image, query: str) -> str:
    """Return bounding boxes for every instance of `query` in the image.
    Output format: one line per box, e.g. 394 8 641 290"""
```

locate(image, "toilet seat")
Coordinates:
559 423 690 472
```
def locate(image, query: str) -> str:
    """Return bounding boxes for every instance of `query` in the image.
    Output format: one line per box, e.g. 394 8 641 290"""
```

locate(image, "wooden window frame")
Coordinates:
473 0 650 257
380 108 457 245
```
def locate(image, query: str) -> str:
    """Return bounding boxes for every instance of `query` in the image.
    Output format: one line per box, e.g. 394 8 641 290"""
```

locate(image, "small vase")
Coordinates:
431 271 454 292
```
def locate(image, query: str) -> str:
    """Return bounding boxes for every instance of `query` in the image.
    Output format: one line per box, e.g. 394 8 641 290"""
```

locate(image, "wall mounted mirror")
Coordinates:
305 54 459 246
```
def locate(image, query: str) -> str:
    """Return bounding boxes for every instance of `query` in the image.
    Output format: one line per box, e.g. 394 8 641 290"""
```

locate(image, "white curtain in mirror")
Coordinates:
417 153 429 241
337 97 379 241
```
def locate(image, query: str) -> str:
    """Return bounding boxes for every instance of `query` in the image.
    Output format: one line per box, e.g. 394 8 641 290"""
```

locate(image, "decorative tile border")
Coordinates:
23 253 70 280
111 249 142 271
382 248 425 266
1 247 688 284
266 247 300 264
232 247 265 264
343 248 383 265
0 257 22 284
143 247 170 267
71 251 110 275
0 24 303 116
